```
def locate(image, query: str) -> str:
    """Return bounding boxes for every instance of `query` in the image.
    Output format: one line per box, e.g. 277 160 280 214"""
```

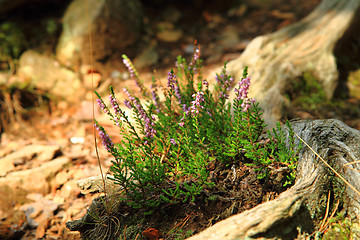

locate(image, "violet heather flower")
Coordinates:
151 86 160 113
95 124 114 151
170 138 177 145
179 118 185 127
109 94 121 115
97 99 107 113
124 100 132 109
122 55 145 94
123 58 135 78
216 71 234 100
123 88 157 142
167 70 182 104
234 76 255 112
190 45 201 73
190 91 205 116
202 79 209 87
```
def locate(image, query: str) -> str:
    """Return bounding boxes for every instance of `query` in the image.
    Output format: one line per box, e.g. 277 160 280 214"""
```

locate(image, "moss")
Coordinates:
322 213 360 240
0 22 27 61
296 72 327 110
348 69 360 99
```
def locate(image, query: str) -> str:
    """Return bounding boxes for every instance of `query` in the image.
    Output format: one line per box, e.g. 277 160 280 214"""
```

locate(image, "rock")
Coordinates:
60 180 80 199
0 184 29 239
216 26 241 51
0 157 15 177
77 175 121 194
0 209 27 240
0 144 61 176
17 50 82 101
19 193 60 238
156 29 183 42
133 40 159 70
0 184 29 219
54 170 70 187
0 156 71 195
56 0 143 67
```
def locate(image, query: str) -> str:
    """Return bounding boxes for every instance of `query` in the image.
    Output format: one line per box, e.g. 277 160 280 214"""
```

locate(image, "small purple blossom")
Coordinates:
170 138 177 145
216 71 234 100
124 100 132 109
123 88 157 142
175 60 184 69
123 58 135 78
190 91 205 116
151 88 160 113
202 79 209 87
109 94 121 115
234 76 255 112
191 47 201 73
167 70 176 89
123 88 135 101
95 124 114 151
189 41 201 73
97 99 107 113
167 70 182 104
144 115 157 140
122 55 144 93
182 104 190 115
179 119 185 127
193 48 200 61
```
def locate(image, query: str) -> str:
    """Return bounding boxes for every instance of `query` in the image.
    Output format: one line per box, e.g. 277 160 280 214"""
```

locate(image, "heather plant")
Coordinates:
95 43 300 211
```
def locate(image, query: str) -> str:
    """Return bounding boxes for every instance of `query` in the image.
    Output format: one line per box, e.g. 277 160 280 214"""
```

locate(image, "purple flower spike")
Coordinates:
97 99 107 113
124 100 132 109
123 88 157 142
234 76 255 112
167 70 182 105
203 79 209 87
194 48 200 61
123 58 135 78
109 94 121 115
170 139 177 146
190 91 205 116
95 124 114 151
216 70 234 100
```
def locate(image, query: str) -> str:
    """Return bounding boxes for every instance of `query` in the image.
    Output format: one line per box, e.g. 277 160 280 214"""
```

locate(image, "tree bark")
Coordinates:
225 0 360 127
188 119 360 239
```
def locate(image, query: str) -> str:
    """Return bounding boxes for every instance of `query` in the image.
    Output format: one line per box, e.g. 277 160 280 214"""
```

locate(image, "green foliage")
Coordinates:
0 22 26 61
322 212 360 240
95 45 300 211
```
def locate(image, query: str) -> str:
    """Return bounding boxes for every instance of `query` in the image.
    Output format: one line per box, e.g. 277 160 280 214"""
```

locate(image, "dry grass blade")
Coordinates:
322 199 340 232
318 191 339 233
85 0 108 203
319 191 331 231
343 160 360 166
294 132 360 198
343 160 360 174
165 212 194 239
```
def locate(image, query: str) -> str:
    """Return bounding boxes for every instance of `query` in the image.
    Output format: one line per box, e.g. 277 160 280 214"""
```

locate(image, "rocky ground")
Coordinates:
1 0 360 239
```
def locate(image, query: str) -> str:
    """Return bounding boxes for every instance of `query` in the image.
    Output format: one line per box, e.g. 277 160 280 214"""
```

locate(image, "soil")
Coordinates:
1 0 360 239
68 159 290 239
